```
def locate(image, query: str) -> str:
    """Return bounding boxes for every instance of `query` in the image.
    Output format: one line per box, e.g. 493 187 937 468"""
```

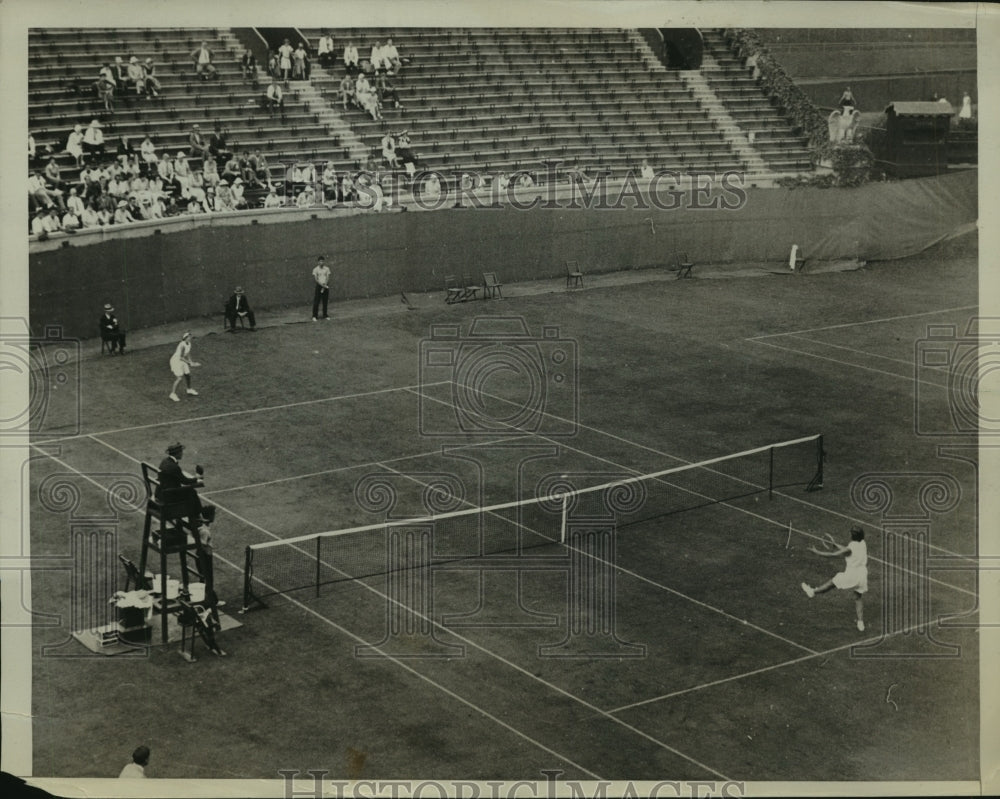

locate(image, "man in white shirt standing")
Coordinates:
802 525 869 631
118 746 150 778
343 42 359 75
311 255 331 321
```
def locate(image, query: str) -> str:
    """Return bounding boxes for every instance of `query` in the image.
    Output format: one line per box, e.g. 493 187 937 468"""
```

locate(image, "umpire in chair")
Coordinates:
99 302 127 354
225 285 257 332
156 443 222 618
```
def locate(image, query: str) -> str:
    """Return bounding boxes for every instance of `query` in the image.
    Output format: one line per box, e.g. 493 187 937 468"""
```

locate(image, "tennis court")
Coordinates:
28 235 979 782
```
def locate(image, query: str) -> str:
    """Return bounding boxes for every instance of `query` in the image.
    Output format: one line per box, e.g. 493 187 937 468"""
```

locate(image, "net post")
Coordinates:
241 546 252 613
807 434 825 492
560 493 568 544
768 446 775 500
315 537 322 598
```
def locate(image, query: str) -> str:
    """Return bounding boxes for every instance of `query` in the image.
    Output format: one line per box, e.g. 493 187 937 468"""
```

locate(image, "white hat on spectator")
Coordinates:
233 178 243 185
130 56 138 63
145 57 153 63
117 200 127 208
90 119 102 127
177 151 186 158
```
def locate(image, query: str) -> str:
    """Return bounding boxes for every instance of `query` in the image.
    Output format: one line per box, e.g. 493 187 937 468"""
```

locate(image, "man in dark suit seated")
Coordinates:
224 285 257 331
155 442 215 529
99 302 127 354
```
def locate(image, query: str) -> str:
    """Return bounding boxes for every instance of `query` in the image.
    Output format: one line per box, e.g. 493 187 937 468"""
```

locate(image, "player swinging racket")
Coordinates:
168 331 201 402
801 525 868 631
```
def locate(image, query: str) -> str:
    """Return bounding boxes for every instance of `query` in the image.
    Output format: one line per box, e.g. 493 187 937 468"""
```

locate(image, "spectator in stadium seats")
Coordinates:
95 69 116 112
98 61 117 89
318 32 335 68
143 58 161 96
381 131 399 168
383 37 403 75
338 73 356 109
191 41 218 80
201 155 220 189
225 286 256 331
64 124 85 167
40 206 65 235
96 191 115 221
157 152 174 186
28 133 39 166
266 50 279 79
292 42 309 80
43 157 72 195
639 159 655 180
264 78 284 115
318 166 337 202
99 303 127 353
221 155 241 185
66 186 86 218
81 201 102 228
241 48 258 81
115 135 135 167
62 206 82 232
838 87 858 111
107 170 129 201
215 181 237 212
114 199 135 224
296 185 318 208
82 119 106 162
188 124 210 161
370 40 388 74
516 170 535 189
173 152 192 196
126 194 143 219
187 194 207 215
29 170 65 212
187 170 205 202
375 73 403 110
231 178 249 209
937 94 951 107
422 172 441 201
163 196 183 217
263 186 283 208
278 39 294 82
113 56 128 85
30 208 49 237
355 74 381 120
140 135 158 170
209 125 231 163
126 56 146 96
251 150 270 182
343 42 359 75
395 130 417 177
237 152 265 189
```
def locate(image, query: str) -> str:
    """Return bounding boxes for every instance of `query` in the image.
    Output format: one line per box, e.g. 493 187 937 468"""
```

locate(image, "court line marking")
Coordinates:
788 334 951 374
34 442 731 780
747 337 948 389
201 435 536 497
27 446 604 782
34 380 452 444
403 396 818 654
430 383 979 570
605 614 971 715
746 305 978 341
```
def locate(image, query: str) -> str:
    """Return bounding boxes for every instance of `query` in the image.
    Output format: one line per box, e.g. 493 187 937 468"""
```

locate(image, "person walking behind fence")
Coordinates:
311 255 331 321
801 525 869 631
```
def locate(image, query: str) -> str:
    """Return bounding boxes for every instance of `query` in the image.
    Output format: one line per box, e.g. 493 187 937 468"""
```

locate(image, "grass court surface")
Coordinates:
29 236 979 781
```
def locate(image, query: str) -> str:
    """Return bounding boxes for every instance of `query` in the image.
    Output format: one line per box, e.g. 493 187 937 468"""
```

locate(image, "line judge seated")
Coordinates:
225 285 256 331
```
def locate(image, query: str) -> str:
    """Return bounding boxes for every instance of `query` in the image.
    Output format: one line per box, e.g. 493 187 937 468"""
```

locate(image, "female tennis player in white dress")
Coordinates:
801 525 868 631
169 332 201 402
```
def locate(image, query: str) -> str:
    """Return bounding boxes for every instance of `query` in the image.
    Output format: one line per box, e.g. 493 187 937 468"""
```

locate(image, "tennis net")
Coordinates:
242 434 823 611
